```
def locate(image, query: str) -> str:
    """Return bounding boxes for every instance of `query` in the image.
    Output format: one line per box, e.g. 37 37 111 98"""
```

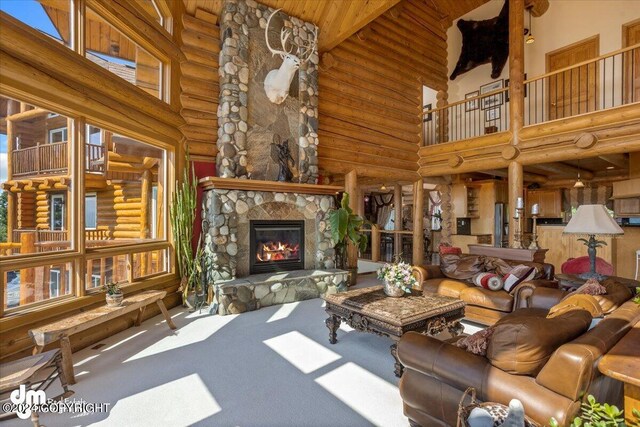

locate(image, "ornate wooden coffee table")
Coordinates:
323 286 465 377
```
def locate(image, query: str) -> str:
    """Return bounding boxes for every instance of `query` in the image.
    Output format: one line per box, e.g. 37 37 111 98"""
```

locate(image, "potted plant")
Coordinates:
327 192 368 286
104 281 123 307
170 153 205 310
376 259 417 297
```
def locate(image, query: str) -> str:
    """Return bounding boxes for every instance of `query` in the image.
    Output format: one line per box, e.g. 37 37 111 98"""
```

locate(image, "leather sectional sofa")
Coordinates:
412 256 559 325
397 282 637 426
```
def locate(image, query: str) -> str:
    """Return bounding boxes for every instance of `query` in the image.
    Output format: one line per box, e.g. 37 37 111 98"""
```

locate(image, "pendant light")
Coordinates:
574 159 585 188
525 8 535 44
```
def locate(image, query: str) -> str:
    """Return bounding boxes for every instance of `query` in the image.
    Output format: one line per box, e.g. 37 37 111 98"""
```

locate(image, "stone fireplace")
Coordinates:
201 0 346 316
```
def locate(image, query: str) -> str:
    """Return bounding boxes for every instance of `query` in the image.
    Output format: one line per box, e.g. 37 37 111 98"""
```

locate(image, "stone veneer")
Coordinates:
215 269 348 315
217 0 319 183
203 189 335 282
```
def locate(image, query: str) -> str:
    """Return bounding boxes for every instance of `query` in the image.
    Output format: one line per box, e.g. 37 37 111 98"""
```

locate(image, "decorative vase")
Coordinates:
106 293 123 307
383 281 405 297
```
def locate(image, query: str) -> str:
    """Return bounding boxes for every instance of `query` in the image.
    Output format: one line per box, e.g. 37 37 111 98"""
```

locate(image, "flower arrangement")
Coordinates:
377 261 417 294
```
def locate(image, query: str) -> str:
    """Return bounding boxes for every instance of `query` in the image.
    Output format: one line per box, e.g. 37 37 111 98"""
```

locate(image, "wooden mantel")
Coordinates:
198 177 343 195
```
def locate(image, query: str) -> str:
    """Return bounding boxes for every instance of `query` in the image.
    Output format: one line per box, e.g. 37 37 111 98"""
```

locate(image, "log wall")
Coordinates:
317 0 450 182
179 10 219 160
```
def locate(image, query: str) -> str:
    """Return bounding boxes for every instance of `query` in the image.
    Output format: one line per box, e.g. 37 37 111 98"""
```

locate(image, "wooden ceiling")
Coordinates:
473 153 631 187
182 0 490 52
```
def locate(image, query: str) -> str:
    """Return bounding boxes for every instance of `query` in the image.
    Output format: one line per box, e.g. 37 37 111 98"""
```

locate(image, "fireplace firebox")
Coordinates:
249 220 305 274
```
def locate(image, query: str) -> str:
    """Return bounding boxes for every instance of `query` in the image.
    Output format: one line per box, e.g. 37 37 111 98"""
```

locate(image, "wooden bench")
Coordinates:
29 290 176 385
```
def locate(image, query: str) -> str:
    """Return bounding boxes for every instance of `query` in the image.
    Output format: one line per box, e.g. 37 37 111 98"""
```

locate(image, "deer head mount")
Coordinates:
264 9 318 104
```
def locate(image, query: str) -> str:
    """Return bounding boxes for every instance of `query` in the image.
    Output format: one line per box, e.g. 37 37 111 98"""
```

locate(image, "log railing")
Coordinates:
422 88 510 146
524 43 640 126
421 44 640 145
11 142 68 177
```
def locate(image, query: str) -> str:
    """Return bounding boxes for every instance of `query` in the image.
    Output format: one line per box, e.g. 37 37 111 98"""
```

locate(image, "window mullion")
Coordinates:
74 118 86 298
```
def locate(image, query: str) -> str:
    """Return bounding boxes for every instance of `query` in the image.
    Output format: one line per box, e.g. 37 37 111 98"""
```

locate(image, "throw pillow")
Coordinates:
502 264 536 293
571 278 607 296
472 272 504 291
439 245 462 255
486 308 592 376
456 326 495 356
548 294 604 318
440 254 485 281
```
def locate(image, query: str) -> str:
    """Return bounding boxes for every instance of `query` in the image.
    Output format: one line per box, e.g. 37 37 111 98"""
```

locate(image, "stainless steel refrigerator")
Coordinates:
494 203 509 248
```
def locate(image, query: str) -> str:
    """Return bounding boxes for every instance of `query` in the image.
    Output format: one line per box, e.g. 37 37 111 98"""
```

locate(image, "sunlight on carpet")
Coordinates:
264 331 341 374
267 301 300 323
315 362 407 427
91 374 220 427
124 313 237 362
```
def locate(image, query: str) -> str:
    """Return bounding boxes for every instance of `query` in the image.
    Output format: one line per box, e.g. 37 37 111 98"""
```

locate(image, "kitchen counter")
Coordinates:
451 234 492 252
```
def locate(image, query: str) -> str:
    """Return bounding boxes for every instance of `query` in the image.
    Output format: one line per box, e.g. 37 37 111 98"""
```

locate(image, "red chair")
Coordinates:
561 256 614 276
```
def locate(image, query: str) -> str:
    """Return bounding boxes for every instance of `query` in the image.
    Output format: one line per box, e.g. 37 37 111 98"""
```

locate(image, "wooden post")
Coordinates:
508 0 525 246
371 224 380 262
508 162 524 245
394 184 402 258
412 178 425 266
345 170 358 273
19 232 37 305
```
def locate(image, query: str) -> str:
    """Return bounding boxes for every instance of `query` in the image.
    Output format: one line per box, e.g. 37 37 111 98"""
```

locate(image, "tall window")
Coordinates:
0 0 72 50
85 193 97 229
86 8 164 100
50 194 65 231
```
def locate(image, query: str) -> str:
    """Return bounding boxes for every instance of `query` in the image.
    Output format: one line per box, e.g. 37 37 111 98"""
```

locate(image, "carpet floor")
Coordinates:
4 275 479 427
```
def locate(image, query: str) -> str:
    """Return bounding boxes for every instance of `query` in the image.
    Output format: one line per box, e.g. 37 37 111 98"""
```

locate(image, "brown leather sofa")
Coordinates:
412 256 559 325
397 285 638 426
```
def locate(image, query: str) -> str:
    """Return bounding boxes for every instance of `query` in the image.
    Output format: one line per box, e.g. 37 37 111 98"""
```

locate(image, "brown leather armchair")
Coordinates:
412 259 561 325
397 298 639 426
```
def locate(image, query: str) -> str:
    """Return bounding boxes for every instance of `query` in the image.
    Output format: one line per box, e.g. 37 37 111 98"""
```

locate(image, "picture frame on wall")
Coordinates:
464 91 479 112
480 80 503 109
485 108 500 122
504 74 528 102
423 103 433 122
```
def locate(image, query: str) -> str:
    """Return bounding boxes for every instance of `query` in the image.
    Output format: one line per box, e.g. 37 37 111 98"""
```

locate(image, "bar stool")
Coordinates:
636 249 640 280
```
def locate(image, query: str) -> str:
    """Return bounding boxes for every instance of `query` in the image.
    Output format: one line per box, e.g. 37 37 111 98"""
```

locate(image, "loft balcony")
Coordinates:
10 141 106 179
420 44 640 176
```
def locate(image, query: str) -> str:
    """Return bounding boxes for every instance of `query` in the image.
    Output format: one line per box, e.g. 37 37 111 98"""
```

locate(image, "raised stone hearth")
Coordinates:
215 269 348 315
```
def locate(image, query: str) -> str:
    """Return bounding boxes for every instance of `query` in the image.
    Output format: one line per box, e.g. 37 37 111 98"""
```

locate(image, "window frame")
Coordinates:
48 127 68 144
0 1 178 318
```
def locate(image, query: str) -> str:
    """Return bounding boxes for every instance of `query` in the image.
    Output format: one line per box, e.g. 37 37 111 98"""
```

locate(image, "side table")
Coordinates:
598 319 640 425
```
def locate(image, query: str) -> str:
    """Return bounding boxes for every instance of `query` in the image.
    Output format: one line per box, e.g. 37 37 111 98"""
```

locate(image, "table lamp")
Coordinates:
563 204 624 280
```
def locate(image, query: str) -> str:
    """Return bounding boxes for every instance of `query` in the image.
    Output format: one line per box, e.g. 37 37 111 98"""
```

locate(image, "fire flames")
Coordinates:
256 241 299 262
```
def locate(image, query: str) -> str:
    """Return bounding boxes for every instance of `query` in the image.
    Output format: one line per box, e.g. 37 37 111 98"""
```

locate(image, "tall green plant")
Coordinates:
327 192 368 269
170 155 203 304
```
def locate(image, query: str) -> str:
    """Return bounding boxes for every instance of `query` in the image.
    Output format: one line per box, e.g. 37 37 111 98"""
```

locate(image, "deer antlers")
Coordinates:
264 8 318 64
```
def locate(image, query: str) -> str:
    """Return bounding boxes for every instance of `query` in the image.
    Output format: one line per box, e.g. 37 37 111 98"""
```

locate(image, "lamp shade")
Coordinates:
563 204 624 236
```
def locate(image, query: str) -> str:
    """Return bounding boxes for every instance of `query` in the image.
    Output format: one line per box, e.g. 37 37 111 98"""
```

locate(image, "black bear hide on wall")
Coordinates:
450 0 509 80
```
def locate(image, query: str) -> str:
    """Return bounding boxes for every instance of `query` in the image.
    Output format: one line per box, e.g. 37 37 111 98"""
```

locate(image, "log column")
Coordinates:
19 232 37 305
6 120 15 243
508 0 525 246
394 184 403 258
345 171 358 282
412 178 424 266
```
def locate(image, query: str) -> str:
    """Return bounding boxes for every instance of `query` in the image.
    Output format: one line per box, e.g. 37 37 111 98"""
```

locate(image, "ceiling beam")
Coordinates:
321 0 402 52
598 154 628 169
532 162 594 180
478 169 548 184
